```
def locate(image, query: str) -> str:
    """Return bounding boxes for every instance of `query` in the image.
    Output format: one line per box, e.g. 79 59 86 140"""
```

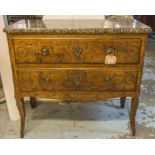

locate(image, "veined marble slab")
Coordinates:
4 19 151 34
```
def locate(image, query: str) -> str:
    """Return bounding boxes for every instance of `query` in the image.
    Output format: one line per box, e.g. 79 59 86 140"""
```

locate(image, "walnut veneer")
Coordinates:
7 32 148 138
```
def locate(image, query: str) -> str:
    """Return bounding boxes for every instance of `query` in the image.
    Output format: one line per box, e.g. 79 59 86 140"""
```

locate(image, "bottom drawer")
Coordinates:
18 68 137 92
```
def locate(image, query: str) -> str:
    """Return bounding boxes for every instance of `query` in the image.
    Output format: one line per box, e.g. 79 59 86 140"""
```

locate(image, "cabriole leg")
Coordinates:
130 97 139 136
30 97 37 108
120 97 126 108
15 95 25 138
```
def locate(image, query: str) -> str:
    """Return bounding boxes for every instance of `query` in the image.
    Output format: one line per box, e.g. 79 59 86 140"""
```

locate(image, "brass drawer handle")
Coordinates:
105 48 117 64
106 48 115 55
105 76 112 83
40 47 49 56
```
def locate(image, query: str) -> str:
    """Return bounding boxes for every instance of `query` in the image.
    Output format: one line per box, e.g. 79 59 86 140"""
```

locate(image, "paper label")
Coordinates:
105 55 117 64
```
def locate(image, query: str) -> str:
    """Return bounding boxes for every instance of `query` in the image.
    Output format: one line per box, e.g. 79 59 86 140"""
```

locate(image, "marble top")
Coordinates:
4 19 151 34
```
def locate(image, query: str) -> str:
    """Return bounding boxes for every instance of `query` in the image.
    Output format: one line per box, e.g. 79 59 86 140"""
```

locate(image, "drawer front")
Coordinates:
14 38 141 64
18 69 137 92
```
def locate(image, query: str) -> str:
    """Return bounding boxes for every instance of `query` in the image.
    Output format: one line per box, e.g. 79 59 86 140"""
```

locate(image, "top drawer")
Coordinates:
13 38 141 64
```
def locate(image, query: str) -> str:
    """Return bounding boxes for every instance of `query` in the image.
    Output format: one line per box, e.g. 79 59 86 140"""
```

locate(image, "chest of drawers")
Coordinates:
4 19 151 138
